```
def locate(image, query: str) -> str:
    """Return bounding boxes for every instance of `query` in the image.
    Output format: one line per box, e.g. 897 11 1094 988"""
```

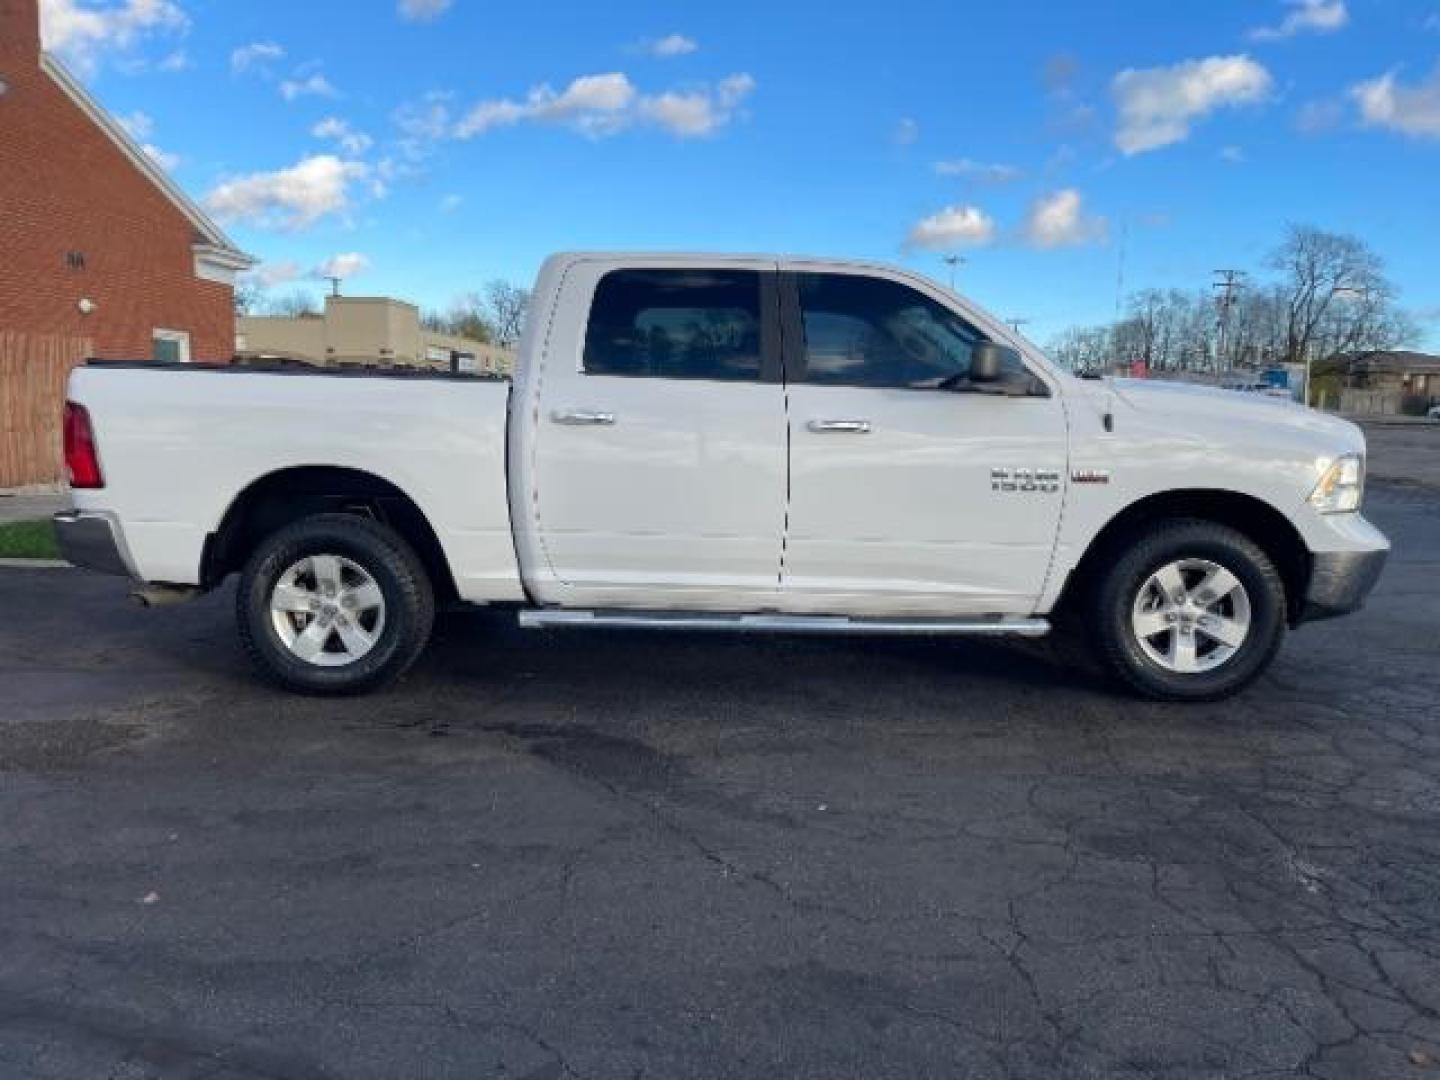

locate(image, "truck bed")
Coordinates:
67 361 524 602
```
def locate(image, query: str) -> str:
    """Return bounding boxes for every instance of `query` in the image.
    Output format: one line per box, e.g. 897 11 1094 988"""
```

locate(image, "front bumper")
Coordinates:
52 510 136 577
1300 547 1388 622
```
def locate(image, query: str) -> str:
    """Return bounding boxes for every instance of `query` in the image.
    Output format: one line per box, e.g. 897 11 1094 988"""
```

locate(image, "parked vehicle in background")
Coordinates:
55 253 1389 701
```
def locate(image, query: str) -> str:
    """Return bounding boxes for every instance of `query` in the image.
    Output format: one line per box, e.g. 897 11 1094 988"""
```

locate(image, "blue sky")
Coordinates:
42 0 1440 345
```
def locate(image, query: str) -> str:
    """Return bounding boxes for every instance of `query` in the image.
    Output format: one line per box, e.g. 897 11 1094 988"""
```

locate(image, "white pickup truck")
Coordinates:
55 253 1388 701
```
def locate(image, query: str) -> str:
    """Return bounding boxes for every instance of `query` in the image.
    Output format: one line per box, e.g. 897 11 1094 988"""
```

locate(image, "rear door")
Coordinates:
780 267 1067 616
529 259 788 610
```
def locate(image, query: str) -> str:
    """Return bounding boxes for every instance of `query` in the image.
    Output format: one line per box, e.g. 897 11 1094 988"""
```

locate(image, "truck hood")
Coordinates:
1107 377 1364 453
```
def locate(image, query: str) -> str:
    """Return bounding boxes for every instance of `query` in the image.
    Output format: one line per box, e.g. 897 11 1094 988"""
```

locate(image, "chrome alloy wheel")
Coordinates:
269 555 386 667
1130 558 1252 675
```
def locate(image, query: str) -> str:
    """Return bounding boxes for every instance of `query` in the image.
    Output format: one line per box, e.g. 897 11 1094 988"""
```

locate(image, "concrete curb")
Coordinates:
0 559 71 570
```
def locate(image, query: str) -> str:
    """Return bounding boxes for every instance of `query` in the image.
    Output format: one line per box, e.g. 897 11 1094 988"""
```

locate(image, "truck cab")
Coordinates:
510 254 1066 618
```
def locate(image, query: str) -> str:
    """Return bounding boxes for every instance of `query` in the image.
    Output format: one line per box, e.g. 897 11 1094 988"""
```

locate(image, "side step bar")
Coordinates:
517 609 1049 637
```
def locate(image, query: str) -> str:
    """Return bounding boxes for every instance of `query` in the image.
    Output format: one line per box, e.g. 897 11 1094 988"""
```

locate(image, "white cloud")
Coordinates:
117 111 178 169
117 109 154 139
639 73 754 137
280 72 338 101
1219 144 1246 163
439 194 463 213
894 117 919 145
1351 64 1440 138
640 33 697 58
393 90 452 144
398 0 451 20
141 143 180 170
315 253 370 280
231 40 284 74
39 0 188 76
905 205 997 251
156 48 188 71
1248 0 1348 41
312 117 373 155
1111 55 1272 155
245 261 303 288
453 71 754 140
203 154 369 231
1023 189 1106 248
933 158 1024 184
1295 97 1344 133
455 72 635 137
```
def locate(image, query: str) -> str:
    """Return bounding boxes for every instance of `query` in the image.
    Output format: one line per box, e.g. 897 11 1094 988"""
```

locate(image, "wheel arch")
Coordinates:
1057 488 1311 624
202 465 458 603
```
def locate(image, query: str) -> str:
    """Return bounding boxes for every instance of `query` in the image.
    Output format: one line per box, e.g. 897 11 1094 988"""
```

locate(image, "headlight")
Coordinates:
1309 453 1364 513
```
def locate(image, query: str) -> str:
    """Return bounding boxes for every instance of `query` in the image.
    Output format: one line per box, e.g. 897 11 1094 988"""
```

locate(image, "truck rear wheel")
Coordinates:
236 513 434 695
1089 519 1286 702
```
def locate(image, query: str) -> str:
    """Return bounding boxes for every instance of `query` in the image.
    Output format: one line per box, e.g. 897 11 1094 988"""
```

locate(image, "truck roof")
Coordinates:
546 251 938 278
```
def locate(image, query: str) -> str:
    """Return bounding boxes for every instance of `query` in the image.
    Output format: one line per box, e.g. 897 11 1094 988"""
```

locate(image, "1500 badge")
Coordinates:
991 467 1061 493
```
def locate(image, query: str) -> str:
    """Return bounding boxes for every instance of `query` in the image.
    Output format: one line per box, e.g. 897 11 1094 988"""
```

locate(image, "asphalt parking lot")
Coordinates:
2 484 1438 1079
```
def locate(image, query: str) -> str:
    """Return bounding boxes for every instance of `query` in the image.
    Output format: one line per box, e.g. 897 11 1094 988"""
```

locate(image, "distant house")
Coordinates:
0 0 253 486
1333 351 1440 416
236 296 515 376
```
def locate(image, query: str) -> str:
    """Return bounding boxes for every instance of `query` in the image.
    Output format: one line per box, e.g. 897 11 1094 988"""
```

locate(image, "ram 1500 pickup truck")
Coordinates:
55 253 1389 701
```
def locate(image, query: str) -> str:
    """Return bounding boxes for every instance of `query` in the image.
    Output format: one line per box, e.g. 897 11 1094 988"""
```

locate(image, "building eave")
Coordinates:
39 52 251 264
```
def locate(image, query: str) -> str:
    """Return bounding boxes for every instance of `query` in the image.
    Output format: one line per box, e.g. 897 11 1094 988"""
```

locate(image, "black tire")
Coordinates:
1089 519 1286 702
236 513 434 695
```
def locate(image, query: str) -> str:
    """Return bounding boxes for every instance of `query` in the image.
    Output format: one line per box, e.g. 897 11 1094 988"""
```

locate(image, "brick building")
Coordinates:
0 0 252 363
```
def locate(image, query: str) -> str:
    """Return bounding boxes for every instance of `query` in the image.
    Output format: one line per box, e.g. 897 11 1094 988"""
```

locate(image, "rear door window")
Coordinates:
583 269 765 382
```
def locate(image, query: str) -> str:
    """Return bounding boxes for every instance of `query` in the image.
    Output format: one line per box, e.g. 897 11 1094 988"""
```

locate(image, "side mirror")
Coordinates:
970 342 1020 383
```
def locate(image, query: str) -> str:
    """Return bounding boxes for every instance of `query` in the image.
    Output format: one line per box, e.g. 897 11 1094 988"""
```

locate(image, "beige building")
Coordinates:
236 296 513 376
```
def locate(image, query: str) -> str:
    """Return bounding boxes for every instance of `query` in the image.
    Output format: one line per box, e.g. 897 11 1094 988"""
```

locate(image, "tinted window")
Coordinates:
797 273 990 389
584 269 763 382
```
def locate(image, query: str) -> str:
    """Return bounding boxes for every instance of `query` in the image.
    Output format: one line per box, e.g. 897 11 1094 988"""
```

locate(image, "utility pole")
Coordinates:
942 255 966 291
1212 269 1245 374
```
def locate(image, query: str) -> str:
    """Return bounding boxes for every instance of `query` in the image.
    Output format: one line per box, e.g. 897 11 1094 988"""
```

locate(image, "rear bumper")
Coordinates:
1300 547 1388 623
52 510 136 578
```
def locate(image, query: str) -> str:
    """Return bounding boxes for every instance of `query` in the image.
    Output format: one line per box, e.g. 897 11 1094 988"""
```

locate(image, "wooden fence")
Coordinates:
0 331 92 488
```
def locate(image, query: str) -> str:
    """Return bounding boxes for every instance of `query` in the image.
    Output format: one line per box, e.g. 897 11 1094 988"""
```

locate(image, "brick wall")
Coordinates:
0 0 235 362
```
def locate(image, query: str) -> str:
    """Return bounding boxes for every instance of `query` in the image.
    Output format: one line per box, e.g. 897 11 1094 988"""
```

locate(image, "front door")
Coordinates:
531 261 788 610
780 267 1067 616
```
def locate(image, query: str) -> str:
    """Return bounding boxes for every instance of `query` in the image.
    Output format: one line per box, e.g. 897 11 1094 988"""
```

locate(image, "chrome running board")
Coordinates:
517 609 1049 637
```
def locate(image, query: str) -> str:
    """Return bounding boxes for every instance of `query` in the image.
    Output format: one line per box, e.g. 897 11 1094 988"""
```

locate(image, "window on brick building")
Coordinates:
152 329 191 364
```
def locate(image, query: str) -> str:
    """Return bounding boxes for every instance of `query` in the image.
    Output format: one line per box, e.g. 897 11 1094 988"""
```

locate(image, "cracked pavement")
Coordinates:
1 485 1437 1079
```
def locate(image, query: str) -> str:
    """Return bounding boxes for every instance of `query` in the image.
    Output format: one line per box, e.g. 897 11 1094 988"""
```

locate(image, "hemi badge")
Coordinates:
1072 468 1111 484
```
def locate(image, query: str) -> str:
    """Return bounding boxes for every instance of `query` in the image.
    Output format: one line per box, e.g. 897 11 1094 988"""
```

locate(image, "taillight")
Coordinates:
63 401 104 489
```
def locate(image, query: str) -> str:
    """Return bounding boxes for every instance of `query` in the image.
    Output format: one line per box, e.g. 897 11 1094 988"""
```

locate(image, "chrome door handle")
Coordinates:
807 419 872 434
551 409 616 426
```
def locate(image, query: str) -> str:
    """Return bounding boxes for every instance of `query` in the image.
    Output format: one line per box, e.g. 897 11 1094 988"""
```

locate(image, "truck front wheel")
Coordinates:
236 513 435 695
1089 519 1287 702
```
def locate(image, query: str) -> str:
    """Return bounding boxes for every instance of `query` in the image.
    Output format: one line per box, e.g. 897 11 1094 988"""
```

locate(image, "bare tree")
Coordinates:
484 279 530 347
1047 325 1113 374
438 293 496 344
1268 225 1388 365
234 280 265 316
264 289 321 317
1048 223 1418 376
